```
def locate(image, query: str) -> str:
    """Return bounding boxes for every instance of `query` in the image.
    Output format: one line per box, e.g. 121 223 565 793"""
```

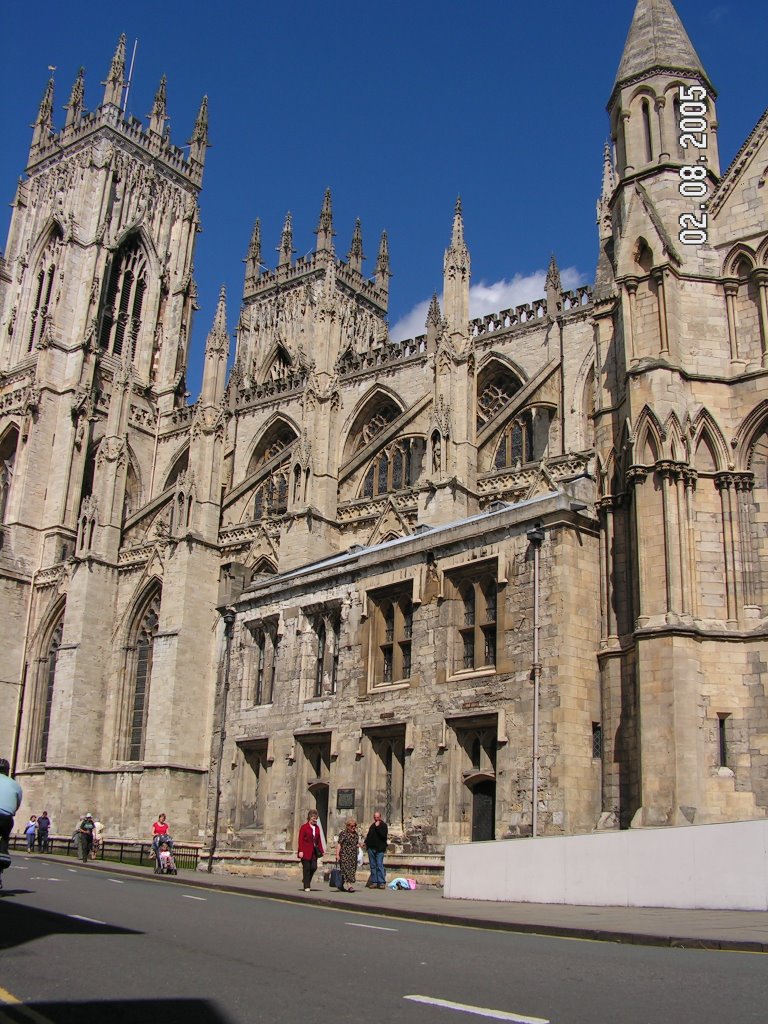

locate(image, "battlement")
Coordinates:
27 102 203 188
243 250 388 312
469 285 592 338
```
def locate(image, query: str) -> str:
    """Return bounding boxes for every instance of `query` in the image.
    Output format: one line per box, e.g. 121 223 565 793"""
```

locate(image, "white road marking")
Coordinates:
181 894 206 901
69 914 106 925
403 995 549 1023
67 868 77 873
30 877 62 881
108 879 125 884
346 922 398 932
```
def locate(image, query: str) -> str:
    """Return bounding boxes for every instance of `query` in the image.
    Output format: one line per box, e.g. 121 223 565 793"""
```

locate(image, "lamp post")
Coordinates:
208 606 236 873
526 527 544 838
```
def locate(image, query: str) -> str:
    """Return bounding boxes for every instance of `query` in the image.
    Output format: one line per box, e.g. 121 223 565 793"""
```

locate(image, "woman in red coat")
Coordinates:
296 810 324 891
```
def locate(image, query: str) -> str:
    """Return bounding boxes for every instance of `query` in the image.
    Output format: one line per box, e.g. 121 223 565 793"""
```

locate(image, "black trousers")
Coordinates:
37 829 49 852
301 855 318 889
0 814 12 856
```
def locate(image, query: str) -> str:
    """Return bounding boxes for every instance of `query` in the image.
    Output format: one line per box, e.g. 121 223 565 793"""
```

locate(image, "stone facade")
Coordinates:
0 2 766 872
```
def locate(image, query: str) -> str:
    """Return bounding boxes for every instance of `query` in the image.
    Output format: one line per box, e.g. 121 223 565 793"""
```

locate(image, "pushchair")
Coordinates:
153 838 177 875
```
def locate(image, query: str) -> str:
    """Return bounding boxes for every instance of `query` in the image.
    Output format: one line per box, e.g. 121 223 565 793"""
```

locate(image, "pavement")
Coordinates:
12 852 768 953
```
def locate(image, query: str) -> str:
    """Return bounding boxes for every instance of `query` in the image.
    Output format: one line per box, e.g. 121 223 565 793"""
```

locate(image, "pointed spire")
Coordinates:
426 293 442 328
613 0 711 94
315 187 335 253
201 286 229 406
374 230 390 295
31 78 55 151
347 218 364 274
148 75 168 137
546 255 562 317
64 67 85 129
244 218 262 281
189 95 209 166
277 212 295 268
102 33 126 108
443 197 470 339
450 195 466 250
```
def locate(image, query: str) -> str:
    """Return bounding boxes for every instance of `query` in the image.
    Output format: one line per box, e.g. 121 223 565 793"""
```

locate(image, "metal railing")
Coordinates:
8 834 201 871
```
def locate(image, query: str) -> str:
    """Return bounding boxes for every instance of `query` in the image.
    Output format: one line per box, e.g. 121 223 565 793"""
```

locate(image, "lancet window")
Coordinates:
0 427 19 524
361 437 425 498
27 226 63 352
35 617 64 763
122 587 161 761
99 237 149 357
493 411 535 469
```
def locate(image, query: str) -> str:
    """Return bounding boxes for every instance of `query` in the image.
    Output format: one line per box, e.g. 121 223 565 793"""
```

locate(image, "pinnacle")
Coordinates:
613 0 710 92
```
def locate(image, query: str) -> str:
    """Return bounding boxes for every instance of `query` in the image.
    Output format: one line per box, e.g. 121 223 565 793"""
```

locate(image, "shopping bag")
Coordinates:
329 863 343 889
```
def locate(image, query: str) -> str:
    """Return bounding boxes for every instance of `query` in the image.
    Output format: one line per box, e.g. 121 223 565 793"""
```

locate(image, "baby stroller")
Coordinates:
153 839 177 875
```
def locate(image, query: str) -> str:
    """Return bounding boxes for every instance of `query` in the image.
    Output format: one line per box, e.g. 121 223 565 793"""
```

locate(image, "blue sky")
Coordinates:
1 1 766 396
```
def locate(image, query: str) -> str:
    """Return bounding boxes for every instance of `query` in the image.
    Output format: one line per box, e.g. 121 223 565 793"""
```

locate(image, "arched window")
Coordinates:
123 587 161 761
28 226 63 352
35 618 64 763
476 366 523 430
99 237 148 357
314 620 326 698
361 437 425 498
493 411 535 469
0 426 19 523
642 99 653 163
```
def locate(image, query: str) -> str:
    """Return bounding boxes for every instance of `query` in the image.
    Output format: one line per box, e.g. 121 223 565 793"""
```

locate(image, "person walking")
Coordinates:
0 758 23 888
296 809 324 892
364 810 389 889
76 813 95 863
335 817 362 893
91 817 104 859
37 810 51 853
24 815 37 852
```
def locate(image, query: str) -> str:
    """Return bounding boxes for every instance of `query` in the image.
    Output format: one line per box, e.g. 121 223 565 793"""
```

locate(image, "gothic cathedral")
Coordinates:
1 1 766 872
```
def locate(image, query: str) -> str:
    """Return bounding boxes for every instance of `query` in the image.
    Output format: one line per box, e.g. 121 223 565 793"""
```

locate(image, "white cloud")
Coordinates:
390 266 584 342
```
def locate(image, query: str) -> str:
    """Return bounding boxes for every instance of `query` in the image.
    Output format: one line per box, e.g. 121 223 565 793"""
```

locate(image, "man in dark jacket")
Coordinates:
364 811 388 889
37 811 51 853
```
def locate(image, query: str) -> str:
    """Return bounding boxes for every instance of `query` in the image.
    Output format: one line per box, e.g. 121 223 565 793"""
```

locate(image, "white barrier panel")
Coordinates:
443 818 768 910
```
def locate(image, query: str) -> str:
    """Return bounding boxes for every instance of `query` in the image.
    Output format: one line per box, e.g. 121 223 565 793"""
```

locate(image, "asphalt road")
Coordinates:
0 855 765 1024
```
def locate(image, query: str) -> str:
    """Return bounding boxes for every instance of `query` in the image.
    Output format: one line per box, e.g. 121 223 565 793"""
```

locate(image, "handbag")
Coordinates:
328 862 343 889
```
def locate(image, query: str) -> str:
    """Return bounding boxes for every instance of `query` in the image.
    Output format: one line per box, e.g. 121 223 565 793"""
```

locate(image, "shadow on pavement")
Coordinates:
0 999 234 1024
0 899 140 950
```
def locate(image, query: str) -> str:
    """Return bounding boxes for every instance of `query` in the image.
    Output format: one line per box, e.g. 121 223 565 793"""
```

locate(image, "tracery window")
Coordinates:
361 437 425 498
476 369 522 429
311 610 341 698
493 411 535 470
354 405 400 453
123 587 161 761
253 467 290 519
28 226 63 352
99 237 148 357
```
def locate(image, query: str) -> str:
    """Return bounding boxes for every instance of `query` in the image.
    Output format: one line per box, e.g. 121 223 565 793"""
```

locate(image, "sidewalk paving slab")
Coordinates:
19 853 768 953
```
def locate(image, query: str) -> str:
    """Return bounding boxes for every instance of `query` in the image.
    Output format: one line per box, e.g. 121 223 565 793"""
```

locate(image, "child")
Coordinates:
158 841 175 873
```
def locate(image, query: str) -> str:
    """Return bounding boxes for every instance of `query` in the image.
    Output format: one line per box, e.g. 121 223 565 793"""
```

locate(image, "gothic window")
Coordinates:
370 586 413 686
0 426 19 524
641 99 653 163
314 620 326 698
122 587 161 761
354 403 401 454
493 411 534 470
253 467 290 519
249 621 278 705
99 236 148 358
476 366 522 430
361 437 425 498
163 449 189 491
28 226 63 352
452 572 498 673
267 345 292 381
34 617 64 763
248 422 297 473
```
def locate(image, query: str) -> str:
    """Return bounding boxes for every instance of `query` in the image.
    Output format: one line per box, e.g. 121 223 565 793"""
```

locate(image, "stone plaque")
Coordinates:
336 788 355 810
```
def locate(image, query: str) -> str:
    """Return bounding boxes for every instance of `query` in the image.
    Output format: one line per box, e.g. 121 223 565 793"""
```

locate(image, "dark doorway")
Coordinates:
471 780 496 841
312 784 329 840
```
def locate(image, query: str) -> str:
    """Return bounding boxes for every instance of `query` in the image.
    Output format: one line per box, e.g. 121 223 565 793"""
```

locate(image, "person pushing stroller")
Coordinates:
151 813 175 872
